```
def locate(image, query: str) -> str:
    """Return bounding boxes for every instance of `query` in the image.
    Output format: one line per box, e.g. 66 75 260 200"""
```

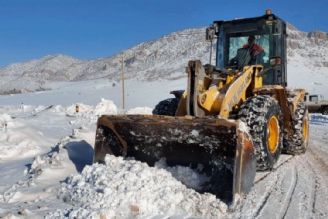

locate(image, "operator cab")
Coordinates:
208 10 287 86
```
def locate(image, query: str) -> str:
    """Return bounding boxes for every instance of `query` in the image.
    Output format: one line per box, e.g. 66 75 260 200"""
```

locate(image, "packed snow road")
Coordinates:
234 146 328 219
233 115 328 219
0 101 328 218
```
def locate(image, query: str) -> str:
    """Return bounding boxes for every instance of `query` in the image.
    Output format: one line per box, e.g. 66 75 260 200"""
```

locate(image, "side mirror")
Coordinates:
206 25 215 41
269 56 282 67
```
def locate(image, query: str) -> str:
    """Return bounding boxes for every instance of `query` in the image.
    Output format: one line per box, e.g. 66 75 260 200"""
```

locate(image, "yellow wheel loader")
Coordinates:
94 11 309 203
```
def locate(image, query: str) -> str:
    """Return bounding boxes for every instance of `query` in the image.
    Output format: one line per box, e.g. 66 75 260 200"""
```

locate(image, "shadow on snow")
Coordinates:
64 140 94 172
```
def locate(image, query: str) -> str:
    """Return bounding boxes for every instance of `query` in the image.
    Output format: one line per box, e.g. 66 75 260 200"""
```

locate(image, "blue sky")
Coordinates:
0 0 327 67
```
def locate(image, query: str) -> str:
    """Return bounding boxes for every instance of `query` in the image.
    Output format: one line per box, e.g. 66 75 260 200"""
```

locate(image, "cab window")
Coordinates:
228 35 270 65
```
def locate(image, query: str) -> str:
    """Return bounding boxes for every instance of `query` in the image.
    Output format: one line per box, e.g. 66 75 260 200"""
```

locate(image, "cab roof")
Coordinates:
213 13 285 26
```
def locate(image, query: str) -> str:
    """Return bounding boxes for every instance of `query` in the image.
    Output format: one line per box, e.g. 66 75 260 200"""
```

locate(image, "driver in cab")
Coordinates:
243 35 265 64
229 35 265 69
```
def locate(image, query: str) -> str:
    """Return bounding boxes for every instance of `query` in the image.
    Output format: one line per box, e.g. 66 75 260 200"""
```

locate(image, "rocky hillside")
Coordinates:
0 24 327 94
287 24 328 67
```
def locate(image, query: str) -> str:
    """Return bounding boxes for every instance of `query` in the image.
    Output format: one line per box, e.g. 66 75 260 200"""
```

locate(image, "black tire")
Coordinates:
322 106 328 115
152 98 179 116
283 103 309 154
238 95 283 170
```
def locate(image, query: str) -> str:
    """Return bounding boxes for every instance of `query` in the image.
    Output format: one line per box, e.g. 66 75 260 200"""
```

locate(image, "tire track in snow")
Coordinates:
306 147 328 218
280 164 298 219
238 166 281 218
234 155 294 219
254 159 297 219
224 150 325 219
304 155 319 219
284 153 318 219
252 174 279 219
229 170 279 219
280 147 328 219
254 155 293 185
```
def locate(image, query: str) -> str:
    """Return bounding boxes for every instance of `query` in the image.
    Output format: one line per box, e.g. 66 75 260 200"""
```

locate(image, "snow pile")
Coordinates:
66 103 93 115
50 105 66 113
94 98 118 116
0 115 43 160
64 99 118 127
310 114 328 124
54 155 227 218
28 142 65 177
46 208 97 219
154 159 209 190
126 107 153 115
0 113 12 129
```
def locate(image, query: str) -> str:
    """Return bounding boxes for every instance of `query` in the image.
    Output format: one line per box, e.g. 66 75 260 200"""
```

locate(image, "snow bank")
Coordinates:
64 99 118 118
310 114 328 124
94 98 117 116
0 114 43 160
53 155 227 218
126 107 153 115
66 103 93 114
0 113 12 128
28 143 64 178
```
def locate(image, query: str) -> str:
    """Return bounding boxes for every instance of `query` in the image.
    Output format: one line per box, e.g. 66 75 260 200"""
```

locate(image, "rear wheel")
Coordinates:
284 103 309 154
238 95 283 170
152 98 179 116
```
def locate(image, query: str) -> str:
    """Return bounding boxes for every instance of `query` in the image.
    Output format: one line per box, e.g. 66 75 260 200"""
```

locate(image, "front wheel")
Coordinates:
238 95 283 170
152 98 179 116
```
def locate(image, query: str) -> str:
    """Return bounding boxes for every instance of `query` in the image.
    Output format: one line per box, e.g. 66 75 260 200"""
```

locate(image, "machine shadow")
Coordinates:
64 140 94 172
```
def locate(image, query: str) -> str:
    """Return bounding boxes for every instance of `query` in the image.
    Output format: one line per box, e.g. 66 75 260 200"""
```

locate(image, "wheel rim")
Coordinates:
267 116 280 154
303 114 309 143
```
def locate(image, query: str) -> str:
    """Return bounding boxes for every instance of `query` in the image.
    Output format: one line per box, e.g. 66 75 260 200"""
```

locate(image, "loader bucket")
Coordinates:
94 115 256 203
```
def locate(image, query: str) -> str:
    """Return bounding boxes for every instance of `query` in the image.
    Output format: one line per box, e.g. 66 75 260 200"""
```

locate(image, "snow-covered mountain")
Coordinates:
0 25 327 95
0 28 207 88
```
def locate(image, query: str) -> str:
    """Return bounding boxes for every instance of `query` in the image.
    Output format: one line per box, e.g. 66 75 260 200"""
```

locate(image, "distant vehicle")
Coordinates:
305 94 328 115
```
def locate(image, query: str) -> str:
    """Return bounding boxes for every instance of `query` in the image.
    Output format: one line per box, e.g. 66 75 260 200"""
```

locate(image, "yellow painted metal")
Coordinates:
226 74 235 84
303 113 309 142
175 91 187 116
195 64 264 118
198 86 222 113
219 66 255 118
254 68 263 89
267 115 279 154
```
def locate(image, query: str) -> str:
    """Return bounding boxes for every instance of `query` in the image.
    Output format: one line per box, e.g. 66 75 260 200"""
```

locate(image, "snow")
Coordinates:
53 155 225 219
0 79 186 110
93 98 117 116
0 115 44 160
154 159 209 190
1 85 327 218
127 107 153 115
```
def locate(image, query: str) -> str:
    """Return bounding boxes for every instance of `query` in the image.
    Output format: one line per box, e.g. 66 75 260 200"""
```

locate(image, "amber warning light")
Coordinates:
266 9 272 15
